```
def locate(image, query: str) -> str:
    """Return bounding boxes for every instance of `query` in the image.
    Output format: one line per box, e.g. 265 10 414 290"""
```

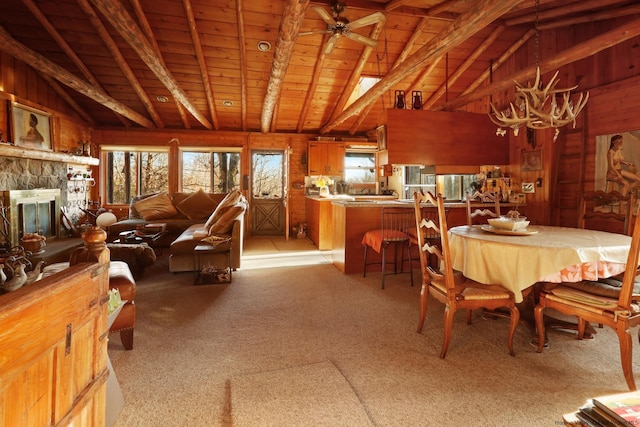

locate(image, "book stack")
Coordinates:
569 391 640 427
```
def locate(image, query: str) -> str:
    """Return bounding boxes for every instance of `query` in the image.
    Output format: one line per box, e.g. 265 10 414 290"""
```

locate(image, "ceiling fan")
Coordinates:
299 2 386 55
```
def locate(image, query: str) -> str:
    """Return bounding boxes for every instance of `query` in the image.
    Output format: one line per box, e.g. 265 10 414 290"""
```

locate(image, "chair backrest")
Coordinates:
413 190 454 290
381 207 414 242
579 190 635 236
466 196 501 225
616 202 640 309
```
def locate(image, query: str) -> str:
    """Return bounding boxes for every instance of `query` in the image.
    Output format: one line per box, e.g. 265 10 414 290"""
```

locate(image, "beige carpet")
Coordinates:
110 236 639 426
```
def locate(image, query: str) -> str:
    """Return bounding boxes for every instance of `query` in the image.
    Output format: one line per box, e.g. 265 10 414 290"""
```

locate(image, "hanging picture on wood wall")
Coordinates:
9 102 52 150
521 149 542 171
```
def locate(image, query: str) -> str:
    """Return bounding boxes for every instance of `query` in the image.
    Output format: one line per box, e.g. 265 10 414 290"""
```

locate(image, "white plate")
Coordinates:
480 225 538 236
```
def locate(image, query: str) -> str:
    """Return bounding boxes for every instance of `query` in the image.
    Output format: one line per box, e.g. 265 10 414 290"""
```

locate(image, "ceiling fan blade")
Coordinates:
323 35 339 55
312 6 336 26
345 32 378 48
299 29 332 37
347 12 386 30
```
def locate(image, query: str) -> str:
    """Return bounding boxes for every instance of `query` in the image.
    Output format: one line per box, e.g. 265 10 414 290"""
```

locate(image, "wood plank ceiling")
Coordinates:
0 0 638 136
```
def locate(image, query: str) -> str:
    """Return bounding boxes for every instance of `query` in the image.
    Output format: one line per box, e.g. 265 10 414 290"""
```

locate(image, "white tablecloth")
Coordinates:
448 225 630 302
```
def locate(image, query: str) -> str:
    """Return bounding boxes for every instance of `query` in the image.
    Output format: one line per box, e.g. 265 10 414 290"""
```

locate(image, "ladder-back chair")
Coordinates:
414 190 519 358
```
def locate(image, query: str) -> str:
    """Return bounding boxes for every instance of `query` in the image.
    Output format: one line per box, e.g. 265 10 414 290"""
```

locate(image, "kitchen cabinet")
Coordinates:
308 142 345 176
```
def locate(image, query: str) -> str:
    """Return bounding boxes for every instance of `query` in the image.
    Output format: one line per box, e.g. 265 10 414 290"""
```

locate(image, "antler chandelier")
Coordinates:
489 67 589 141
488 0 588 141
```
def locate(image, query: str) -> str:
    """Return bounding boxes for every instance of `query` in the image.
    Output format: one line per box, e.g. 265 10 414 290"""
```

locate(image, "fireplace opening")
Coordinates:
1 189 60 247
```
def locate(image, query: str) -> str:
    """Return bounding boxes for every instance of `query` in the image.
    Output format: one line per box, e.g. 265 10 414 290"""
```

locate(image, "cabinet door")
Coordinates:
326 143 345 175
308 142 325 175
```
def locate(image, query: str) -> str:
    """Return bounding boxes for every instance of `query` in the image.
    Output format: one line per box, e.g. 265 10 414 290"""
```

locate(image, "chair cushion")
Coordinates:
549 285 619 310
362 229 409 253
133 192 178 221
175 189 219 220
563 277 640 299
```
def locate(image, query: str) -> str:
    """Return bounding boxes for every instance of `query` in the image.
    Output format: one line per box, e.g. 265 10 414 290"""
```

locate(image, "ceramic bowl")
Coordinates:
487 217 530 231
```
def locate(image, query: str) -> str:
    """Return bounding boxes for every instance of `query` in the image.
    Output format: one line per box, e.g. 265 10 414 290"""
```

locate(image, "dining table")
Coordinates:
447 224 632 304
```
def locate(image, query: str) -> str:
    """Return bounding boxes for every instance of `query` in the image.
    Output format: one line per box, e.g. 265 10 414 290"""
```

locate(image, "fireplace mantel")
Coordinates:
0 143 98 166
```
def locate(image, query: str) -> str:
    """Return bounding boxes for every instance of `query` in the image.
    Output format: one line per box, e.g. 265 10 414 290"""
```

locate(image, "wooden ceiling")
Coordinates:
0 0 638 137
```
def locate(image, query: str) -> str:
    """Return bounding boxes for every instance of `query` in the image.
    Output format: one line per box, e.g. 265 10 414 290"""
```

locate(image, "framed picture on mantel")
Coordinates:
9 102 52 150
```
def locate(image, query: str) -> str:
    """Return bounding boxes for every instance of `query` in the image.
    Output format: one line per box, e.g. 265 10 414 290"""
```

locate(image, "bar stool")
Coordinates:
362 207 414 289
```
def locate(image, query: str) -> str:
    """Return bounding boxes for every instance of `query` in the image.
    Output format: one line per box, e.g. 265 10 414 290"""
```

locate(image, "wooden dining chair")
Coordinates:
579 189 635 236
413 190 520 358
362 207 415 289
534 204 640 390
466 195 501 225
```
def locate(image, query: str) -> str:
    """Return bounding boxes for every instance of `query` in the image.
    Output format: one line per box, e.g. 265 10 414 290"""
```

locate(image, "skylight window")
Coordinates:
346 77 381 108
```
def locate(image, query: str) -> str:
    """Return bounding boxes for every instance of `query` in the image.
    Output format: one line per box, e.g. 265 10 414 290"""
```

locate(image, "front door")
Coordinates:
250 150 287 236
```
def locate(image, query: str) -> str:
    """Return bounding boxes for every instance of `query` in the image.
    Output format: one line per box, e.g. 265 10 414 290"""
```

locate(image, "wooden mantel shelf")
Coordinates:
0 143 99 165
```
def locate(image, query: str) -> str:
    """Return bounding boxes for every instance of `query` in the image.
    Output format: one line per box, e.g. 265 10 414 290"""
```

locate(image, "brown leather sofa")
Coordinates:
107 191 228 247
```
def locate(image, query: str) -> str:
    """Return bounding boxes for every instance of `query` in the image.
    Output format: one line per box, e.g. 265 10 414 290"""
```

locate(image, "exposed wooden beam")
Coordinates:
328 18 386 124
405 56 442 101
349 15 432 133
505 0 634 26
261 0 310 133
37 72 95 124
537 4 640 31
21 0 129 126
439 15 640 111
296 35 330 133
183 0 219 130
320 0 526 133
128 0 191 129
0 25 154 128
460 28 534 96
77 0 163 128
423 26 504 109
236 0 248 132
89 0 213 129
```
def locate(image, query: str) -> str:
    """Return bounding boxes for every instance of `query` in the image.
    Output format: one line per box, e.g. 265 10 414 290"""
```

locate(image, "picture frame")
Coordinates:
521 149 542 172
9 102 52 150
376 125 387 151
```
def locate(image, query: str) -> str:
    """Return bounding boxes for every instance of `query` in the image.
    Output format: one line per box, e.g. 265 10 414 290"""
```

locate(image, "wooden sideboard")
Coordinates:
0 227 110 426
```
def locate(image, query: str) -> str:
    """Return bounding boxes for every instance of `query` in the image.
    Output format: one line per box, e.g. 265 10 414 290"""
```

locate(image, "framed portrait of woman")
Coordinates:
9 102 52 150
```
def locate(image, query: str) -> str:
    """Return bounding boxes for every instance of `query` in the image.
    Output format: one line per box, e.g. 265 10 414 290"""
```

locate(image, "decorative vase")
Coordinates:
319 186 330 197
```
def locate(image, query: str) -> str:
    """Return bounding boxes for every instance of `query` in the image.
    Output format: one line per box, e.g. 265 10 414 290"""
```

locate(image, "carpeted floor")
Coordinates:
109 236 638 426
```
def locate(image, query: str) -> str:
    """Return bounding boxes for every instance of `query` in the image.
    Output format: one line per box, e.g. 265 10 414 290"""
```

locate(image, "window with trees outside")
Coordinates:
344 151 376 183
104 148 169 204
181 150 241 193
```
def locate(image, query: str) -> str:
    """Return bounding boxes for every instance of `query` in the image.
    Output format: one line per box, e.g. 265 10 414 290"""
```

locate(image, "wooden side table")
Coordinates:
194 241 232 285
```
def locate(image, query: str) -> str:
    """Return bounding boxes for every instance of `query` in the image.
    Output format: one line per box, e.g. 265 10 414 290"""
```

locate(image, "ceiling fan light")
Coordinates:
257 41 271 52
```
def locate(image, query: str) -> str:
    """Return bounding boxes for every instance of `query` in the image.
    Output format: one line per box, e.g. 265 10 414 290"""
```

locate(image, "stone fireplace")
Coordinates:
0 149 94 247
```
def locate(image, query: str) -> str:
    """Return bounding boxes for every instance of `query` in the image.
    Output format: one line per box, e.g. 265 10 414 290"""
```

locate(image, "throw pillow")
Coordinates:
132 192 178 221
129 192 159 219
209 200 246 235
204 189 244 229
175 189 219 220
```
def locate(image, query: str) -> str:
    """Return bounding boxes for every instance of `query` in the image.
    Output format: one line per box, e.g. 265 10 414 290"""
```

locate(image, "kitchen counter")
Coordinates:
329 200 525 275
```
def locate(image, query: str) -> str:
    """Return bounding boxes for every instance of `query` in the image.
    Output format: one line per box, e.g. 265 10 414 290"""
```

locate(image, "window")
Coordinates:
344 151 376 183
181 150 240 193
103 148 169 204
403 166 436 199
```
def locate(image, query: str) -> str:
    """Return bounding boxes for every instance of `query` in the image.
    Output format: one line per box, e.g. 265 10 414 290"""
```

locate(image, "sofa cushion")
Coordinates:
129 192 159 219
133 192 178 221
209 199 247 235
204 189 244 229
175 189 218 220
